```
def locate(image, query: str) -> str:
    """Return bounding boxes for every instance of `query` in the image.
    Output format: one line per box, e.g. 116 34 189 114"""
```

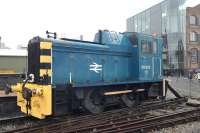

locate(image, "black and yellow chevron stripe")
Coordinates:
40 42 52 83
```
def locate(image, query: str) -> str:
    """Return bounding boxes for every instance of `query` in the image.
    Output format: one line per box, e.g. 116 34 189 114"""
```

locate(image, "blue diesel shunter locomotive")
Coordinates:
7 30 163 119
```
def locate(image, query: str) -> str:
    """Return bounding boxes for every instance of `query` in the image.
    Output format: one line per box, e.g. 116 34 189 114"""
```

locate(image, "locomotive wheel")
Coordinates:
83 89 104 113
121 92 136 107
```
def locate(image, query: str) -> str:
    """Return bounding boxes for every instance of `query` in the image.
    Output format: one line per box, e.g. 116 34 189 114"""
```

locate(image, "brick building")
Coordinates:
186 4 200 72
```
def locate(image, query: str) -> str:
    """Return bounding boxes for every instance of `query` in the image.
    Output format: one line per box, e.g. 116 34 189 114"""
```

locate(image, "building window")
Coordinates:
198 17 200 25
137 15 142 32
199 34 200 42
191 48 198 64
190 15 197 25
190 32 198 42
141 12 146 33
134 16 138 32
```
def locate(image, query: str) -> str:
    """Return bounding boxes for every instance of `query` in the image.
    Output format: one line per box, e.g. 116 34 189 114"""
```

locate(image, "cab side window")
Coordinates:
153 39 157 54
141 39 152 54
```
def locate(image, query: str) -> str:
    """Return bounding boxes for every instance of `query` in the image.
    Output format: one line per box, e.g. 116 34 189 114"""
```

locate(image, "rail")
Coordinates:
2 97 188 133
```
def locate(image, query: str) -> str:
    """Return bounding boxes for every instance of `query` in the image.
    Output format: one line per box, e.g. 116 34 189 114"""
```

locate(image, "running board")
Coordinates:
104 90 133 96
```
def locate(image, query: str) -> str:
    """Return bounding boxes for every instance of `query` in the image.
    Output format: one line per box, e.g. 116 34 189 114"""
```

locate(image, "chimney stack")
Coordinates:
80 35 83 41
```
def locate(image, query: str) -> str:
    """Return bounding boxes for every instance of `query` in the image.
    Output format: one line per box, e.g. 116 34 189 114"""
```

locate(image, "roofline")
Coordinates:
0 55 27 57
127 0 165 20
0 49 27 56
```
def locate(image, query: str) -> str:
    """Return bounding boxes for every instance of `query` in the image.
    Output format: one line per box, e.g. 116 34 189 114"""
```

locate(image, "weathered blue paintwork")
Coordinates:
50 31 163 87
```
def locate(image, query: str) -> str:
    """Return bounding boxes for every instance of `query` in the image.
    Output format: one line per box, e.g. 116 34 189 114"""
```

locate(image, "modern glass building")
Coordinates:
127 0 200 74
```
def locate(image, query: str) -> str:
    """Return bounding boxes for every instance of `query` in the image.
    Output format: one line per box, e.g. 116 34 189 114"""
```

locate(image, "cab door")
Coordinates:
153 38 162 80
139 36 153 80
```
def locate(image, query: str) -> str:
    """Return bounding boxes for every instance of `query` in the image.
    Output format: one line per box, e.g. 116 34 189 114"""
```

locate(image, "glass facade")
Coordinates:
127 0 191 70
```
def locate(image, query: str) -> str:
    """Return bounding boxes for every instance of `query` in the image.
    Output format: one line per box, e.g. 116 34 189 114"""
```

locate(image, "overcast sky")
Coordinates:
0 0 199 48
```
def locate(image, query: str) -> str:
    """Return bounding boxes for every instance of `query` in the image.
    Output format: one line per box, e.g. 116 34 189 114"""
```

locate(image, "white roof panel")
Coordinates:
0 49 27 56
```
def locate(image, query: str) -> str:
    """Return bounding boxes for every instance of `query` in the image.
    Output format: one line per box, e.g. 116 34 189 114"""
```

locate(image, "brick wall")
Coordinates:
186 4 200 70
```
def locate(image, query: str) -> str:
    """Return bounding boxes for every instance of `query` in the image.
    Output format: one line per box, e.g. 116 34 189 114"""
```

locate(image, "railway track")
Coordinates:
0 115 26 125
1 97 189 133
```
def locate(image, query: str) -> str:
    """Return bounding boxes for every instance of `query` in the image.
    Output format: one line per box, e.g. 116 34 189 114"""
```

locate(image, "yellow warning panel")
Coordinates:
40 69 52 76
0 69 16 74
11 83 52 119
40 55 51 63
40 42 52 49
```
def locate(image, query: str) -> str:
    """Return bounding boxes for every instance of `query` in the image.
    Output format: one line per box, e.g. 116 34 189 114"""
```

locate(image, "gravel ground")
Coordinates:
152 122 200 133
154 77 200 133
0 118 37 132
0 121 34 132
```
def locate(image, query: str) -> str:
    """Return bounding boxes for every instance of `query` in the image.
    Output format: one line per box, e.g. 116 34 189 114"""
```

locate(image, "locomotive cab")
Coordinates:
131 33 162 81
